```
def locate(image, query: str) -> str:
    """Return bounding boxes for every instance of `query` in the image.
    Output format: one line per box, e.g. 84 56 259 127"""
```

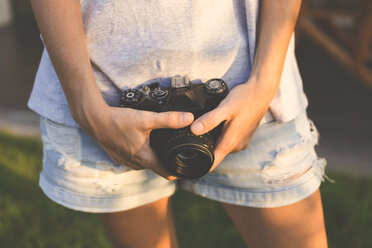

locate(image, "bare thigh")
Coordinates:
221 190 328 248
99 197 178 248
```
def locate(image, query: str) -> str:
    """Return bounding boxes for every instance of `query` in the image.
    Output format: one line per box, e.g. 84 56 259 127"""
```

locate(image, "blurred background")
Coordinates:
0 0 371 247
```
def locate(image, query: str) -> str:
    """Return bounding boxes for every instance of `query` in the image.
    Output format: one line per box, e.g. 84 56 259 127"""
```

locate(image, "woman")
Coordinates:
29 0 328 247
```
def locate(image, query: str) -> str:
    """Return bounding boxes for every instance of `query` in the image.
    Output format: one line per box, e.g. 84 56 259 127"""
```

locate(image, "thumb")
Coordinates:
146 111 194 129
190 106 229 135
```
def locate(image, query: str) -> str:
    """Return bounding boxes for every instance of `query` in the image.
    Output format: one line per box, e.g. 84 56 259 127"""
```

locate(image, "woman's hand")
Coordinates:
190 0 303 172
31 0 196 181
190 80 272 171
79 105 194 181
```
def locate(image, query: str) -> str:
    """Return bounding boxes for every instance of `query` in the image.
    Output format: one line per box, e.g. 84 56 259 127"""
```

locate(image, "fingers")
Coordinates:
210 148 228 172
190 105 230 135
142 111 194 130
139 146 177 181
102 142 176 180
101 145 145 170
209 122 253 172
125 146 177 181
209 125 233 172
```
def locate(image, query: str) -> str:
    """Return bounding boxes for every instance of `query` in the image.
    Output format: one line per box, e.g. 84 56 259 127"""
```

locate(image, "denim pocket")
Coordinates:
42 117 80 155
40 117 82 169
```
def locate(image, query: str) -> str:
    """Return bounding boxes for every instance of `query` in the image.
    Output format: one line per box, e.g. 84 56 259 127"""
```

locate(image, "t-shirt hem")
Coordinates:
27 98 79 127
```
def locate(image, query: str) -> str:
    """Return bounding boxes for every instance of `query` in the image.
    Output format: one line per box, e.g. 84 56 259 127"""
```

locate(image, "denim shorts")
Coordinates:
39 112 326 213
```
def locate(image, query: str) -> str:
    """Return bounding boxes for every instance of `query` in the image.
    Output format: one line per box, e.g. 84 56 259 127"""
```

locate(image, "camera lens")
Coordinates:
176 149 199 161
150 123 225 179
163 130 216 179
172 147 213 178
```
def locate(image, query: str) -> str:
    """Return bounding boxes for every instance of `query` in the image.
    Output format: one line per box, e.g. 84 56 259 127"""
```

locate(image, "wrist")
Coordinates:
245 74 278 103
68 86 109 130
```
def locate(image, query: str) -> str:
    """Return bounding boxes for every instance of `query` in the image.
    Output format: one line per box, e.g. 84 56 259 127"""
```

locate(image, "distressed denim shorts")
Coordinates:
39 112 327 213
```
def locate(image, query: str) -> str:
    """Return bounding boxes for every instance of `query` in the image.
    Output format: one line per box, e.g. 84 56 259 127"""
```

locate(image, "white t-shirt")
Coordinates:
28 0 307 126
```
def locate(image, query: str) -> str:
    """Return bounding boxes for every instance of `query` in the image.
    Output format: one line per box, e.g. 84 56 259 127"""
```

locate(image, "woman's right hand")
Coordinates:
76 104 194 181
31 0 192 180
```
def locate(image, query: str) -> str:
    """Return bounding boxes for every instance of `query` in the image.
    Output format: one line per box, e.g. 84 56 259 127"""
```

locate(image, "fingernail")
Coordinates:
181 113 193 123
191 122 204 134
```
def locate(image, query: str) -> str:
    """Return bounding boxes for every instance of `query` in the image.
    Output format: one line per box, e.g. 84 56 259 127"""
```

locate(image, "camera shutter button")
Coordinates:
205 79 227 95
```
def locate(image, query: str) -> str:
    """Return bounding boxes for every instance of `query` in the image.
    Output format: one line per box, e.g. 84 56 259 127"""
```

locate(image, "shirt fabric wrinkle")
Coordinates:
28 0 307 126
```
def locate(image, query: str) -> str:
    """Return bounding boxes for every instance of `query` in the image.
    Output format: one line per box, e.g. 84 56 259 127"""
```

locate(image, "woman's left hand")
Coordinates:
190 80 272 172
189 0 302 173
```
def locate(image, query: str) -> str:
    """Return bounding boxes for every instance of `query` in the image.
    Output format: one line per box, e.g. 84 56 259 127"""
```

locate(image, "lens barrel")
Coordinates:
150 127 215 179
165 141 214 179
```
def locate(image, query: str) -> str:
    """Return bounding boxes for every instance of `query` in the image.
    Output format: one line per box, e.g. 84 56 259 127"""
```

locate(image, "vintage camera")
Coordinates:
119 76 228 179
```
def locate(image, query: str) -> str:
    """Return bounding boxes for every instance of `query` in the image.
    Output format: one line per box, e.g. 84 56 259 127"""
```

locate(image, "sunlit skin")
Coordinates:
191 0 304 172
31 0 327 247
99 197 178 248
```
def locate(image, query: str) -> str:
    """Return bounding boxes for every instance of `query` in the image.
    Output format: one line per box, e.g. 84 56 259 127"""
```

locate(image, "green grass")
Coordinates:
0 131 371 248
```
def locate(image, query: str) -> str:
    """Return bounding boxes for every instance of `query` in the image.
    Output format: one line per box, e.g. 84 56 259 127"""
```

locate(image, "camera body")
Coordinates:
119 76 228 179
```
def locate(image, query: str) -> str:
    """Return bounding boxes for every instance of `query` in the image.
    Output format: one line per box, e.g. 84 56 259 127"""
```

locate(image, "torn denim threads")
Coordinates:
39 111 326 212
39 117 176 213
180 112 327 208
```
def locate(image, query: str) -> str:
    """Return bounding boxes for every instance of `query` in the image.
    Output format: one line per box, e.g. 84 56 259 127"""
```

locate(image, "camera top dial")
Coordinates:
151 87 168 100
120 89 141 106
205 78 227 95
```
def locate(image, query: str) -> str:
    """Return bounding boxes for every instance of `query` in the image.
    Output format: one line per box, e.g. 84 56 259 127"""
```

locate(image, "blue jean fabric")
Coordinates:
39 112 326 213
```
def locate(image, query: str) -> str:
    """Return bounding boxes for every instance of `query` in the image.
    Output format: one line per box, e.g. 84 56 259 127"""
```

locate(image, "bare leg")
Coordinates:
221 189 328 248
99 197 178 248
